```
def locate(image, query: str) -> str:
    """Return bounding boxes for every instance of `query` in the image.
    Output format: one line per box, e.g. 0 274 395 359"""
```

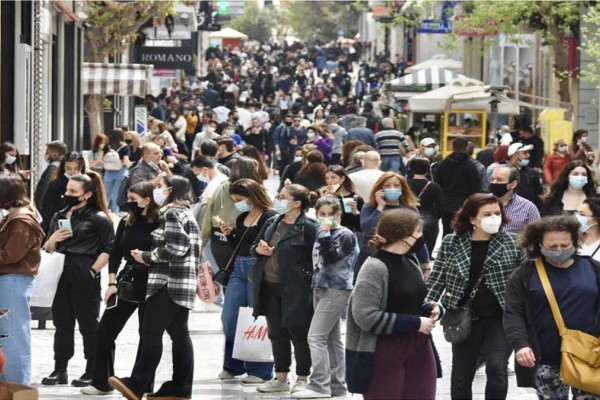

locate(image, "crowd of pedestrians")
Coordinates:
0 39 599 400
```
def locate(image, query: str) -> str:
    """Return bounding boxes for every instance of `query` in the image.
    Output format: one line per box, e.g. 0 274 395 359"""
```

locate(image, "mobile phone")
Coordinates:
58 219 72 232
106 295 118 310
213 216 224 225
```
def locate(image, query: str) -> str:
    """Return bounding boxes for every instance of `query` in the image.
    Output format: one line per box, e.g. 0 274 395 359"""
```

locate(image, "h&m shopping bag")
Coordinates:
232 307 274 363
29 251 65 308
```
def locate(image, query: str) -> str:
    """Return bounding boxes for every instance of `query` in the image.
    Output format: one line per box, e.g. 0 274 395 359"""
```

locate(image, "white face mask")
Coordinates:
153 188 169 206
478 215 502 234
4 155 16 165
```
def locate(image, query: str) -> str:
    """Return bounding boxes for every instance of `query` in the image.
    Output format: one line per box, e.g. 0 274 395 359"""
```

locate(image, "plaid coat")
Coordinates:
426 231 528 309
142 203 201 310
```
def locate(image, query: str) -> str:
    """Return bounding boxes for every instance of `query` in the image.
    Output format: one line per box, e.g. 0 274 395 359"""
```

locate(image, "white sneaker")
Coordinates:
241 375 266 384
257 378 290 393
80 386 114 395
218 370 235 380
292 388 331 398
291 379 308 393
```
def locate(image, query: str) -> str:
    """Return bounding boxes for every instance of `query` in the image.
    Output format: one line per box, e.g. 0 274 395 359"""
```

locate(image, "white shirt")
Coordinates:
200 172 229 205
349 169 385 200
579 238 600 262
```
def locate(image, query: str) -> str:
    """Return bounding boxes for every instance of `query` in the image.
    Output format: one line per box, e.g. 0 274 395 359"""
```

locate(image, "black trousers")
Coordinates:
442 210 457 237
421 214 440 259
91 298 152 392
278 151 291 176
261 281 311 376
52 256 101 372
450 315 512 400
129 286 194 398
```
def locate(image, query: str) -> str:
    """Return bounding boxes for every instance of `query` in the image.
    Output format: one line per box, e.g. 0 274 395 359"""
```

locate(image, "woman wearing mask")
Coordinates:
504 215 600 399
124 131 143 167
103 128 131 214
279 146 308 192
192 121 220 156
243 117 267 153
319 165 363 233
80 182 160 395
42 172 115 388
543 140 572 184
408 158 444 259
292 196 359 399
143 121 177 150
40 152 86 232
346 209 441 399
541 161 596 216
427 193 527 400
360 172 431 277
168 110 187 143
0 175 45 385
0 142 31 179
313 125 334 164
251 184 319 394
576 197 600 262
184 109 200 151
110 175 200 400
216 179 277 383
570 129 594 166
312 108 326 125
201 157 263 272
88 134 109 175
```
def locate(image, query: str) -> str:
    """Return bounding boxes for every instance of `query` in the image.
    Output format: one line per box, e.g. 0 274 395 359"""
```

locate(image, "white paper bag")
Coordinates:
29 251 65 307
232 307 274 363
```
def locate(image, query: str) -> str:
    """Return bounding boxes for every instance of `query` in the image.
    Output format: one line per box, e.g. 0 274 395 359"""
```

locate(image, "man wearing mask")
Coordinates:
192 121 220 156
518 126 545 170
489 165 540 233
128 143 170 187
35 141 67 209
216 137 241 168
144 95 165 121
274 114 303 175
507 142 543 209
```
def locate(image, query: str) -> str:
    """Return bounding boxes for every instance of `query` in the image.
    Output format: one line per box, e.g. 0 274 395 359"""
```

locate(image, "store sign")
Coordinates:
139 47 195 69
418 20 452 34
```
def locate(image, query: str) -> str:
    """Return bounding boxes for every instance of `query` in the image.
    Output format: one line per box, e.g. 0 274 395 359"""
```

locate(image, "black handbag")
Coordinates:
440 274 484 344
117 264 148 303
213 213 261 288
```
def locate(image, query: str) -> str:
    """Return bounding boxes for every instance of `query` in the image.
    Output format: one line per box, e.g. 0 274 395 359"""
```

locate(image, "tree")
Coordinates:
282 1 360 43
580 3 600 85
84 0 175 141
448 1 581 104
227 2 273 42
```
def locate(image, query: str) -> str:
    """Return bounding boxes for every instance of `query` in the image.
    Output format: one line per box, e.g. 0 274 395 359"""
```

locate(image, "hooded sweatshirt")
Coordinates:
434 152 482 211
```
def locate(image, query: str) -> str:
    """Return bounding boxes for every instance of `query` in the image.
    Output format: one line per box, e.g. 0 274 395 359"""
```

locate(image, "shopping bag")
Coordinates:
196 261 220 303
29 251 65 308
0 381 38 400
232 307 274 363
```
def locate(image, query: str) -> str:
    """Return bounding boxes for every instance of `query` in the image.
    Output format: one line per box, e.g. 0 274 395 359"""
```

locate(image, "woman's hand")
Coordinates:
219 222 233 236
320 218 333 232
515 347 536 368
104 285 117 304
418 317 436 335
428 301 441 321
375 190 386 210
47 229 72 249
284 178 292 187
256 239 274 256
348 199 359 215
131 249 148 265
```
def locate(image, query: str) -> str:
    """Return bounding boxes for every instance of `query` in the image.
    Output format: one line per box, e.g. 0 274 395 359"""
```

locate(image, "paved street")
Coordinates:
31 176 539 399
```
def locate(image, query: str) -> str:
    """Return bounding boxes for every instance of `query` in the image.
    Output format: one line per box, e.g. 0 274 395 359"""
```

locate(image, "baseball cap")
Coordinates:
420 138 436 147
507 142 534 157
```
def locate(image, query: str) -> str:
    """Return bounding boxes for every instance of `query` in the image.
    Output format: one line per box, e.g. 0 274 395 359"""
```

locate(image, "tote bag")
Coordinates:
29 251 65 308
196 261 220 303
232 307 274 363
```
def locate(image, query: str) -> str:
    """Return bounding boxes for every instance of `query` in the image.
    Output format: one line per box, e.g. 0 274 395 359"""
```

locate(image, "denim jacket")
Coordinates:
312 227 359 291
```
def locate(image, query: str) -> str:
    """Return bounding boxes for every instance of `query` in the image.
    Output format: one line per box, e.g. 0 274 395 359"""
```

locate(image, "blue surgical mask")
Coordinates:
424 148 436 157
575 213 596 233
519 159 530 167
235 200 251 213
4 155 16 165
274 199 290 214
196 173 210 183
558 145 568 154
569 175 588 190
64 172 73 179
383 188 402 201
318 216 337 226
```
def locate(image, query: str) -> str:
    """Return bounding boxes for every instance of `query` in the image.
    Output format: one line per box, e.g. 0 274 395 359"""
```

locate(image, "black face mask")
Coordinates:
489 182 511 198
284 121 292 126
404 234 425 254
125 139 133 145
64 194 84 207
122 201 145 216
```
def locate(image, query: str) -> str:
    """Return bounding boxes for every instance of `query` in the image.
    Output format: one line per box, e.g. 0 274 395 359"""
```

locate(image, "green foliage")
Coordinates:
580 3 600 84
227 2 273 42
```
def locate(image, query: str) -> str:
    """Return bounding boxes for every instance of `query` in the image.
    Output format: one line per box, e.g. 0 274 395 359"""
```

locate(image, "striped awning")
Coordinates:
83 63 153 97
384 67 467 93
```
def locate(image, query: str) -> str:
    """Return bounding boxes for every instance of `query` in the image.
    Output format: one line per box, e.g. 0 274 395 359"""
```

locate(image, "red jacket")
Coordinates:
543 152 571 184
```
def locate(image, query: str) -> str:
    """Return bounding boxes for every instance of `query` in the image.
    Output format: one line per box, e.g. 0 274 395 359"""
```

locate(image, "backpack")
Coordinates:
103 145 125 171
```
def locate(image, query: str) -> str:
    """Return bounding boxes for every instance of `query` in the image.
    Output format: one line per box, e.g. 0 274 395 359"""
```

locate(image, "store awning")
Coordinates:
83 63 153 97
384 67 467 93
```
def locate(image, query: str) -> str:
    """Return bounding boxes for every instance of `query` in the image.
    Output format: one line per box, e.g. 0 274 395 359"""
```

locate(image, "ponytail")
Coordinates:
70 171 110 215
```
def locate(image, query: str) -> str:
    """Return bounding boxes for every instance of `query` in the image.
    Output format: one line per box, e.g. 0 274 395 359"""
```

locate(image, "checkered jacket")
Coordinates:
142 203 201 310
426 232 528 309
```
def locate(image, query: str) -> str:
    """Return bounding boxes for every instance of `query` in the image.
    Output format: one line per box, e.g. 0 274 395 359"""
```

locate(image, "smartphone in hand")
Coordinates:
106 295 118 310
58 219 72 232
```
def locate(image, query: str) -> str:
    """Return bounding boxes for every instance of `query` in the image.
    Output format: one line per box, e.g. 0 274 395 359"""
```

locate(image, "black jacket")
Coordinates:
434 152 481 212
503 256 600 388
516 166 543 209
34 162 59 211
520 135 545 169
250 213 319 327
40 176 68 232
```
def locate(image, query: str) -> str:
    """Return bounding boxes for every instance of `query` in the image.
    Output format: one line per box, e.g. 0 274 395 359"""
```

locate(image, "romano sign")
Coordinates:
138 47 195 69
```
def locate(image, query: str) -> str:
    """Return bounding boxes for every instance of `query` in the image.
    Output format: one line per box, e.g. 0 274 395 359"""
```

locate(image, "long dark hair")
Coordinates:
70 172 110 216
544 160 597 203
0 174 31 209
0 142 22 172
230 156 262 183
239 145 268 181
229 178 273 211
300 150 327 179
453 193 507 235
53 151 86 181
162 174 194 206
325 165 356 194
127 182 160 225
108 128 124 150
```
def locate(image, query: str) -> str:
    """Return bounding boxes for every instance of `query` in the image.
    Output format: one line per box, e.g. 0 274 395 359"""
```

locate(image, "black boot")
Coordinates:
72 372 93 387
42 360 68 385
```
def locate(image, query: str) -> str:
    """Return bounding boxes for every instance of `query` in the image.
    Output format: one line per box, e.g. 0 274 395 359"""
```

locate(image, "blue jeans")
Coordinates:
221 256 273 379
0 274 34 385
104 168 127 214
380 155 403 174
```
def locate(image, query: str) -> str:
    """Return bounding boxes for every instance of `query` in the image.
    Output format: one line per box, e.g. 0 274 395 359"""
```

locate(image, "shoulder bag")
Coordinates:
440 273 485 344
213 213 261 287
535 260 600 395
117 264 148 303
